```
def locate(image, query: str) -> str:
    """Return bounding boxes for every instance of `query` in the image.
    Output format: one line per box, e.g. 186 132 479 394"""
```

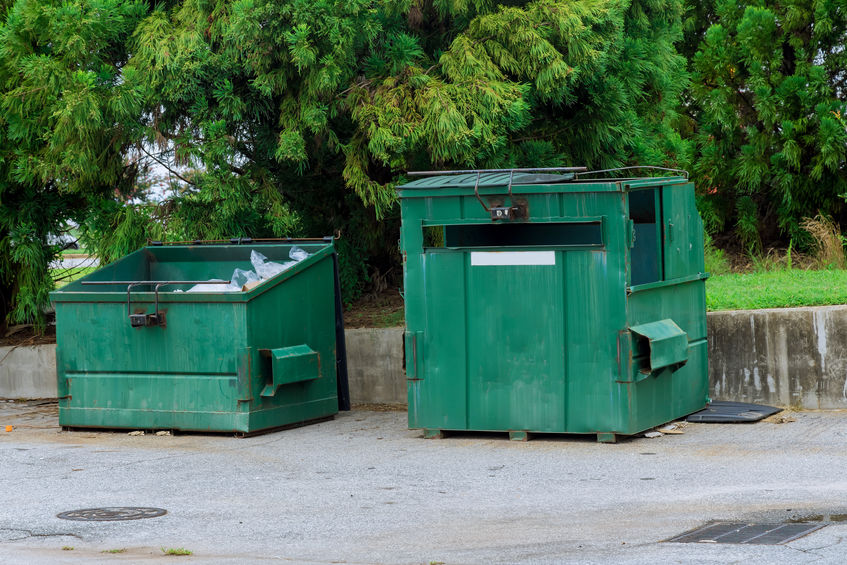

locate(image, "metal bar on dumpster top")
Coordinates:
574 166 689 179
407 167 588 176
147 238 330 246
81 281 232 286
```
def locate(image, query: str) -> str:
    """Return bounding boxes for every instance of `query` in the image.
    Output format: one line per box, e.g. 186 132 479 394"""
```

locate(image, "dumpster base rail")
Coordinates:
420 428 627 443
61 414 336 438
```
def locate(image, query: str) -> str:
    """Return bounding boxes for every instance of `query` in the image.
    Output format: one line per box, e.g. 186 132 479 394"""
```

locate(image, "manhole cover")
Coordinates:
56 507 167 522
667 521 825 545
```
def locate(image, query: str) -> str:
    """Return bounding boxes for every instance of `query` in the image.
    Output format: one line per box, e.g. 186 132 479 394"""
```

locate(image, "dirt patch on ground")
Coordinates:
344 290 404 329
1 324 56 346
764 410 796 424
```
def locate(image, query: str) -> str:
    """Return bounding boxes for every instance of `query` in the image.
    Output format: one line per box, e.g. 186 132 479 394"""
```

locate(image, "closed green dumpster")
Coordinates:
51 239 349 434
399 168 708 442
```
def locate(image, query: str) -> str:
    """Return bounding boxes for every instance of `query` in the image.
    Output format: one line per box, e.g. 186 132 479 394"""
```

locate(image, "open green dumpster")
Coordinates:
399 168 708 442
51 239 349 434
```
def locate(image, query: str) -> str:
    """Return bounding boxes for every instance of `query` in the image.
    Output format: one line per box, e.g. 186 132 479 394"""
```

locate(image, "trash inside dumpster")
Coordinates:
50 239 349 434
398 168 709 442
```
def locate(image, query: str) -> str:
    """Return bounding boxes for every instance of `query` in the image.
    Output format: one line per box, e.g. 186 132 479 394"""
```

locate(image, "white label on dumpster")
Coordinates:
470 251 556 266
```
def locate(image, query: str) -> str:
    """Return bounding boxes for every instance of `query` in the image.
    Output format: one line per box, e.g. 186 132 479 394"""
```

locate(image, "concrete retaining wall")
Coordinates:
708 305 847 409
345 327 406 405
0 345 56 399
6 306 847 409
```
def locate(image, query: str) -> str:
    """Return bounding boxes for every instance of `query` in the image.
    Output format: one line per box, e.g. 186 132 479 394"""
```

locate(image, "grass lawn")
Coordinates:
60 248 89 256
706 269 847 311
52 266 96 288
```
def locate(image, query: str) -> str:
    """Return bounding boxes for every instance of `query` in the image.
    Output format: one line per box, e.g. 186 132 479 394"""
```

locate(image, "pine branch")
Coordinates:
140 146 196 186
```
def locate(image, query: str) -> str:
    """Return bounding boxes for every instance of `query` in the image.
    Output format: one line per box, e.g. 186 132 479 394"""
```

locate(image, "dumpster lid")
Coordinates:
686 401 782 423
400 166 690 190
399 172 576 189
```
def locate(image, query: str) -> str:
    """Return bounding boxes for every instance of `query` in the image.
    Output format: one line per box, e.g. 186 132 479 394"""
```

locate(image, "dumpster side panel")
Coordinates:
245 252 339 428
624 276 709 433
60 375 246 431
401 198 434 430
57 301 246 374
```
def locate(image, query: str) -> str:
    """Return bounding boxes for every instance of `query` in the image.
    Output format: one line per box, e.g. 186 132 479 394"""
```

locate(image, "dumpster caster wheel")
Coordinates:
597 432 617 444
509 431 530 442
423 429 444 439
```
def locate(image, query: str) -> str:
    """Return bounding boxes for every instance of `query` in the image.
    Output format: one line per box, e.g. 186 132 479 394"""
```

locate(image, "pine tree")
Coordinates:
0 0 148 330
687 0 847 250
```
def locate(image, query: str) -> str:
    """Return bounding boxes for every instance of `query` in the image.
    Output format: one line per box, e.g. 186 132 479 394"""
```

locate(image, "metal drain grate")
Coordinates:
56 507 167 522
667 521 825 545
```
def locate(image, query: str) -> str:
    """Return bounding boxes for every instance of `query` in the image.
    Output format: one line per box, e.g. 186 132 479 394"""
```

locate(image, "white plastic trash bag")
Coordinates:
250 250 288 279
289 246 309 262
231 267 259 288
187 279 240 293
251 250 294 280
187 269 257 293
187 247 312 293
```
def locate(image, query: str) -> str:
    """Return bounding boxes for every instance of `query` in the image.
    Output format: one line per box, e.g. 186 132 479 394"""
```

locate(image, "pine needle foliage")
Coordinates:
687 0 847 249
0 0 148 331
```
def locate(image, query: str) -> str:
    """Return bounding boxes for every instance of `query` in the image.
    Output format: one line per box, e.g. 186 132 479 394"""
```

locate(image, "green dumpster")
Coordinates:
399 168 708 442
51 239 349 434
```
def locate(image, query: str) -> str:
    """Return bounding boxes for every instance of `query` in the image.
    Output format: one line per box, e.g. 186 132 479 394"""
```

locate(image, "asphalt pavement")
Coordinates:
1 401 847 564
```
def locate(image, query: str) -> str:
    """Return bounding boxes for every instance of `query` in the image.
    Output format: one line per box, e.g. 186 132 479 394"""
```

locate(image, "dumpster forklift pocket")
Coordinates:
629 319 689 374
259 345 320 397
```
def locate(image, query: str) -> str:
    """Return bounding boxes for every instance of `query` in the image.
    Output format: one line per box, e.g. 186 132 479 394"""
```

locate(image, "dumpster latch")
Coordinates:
127 282 169 328
473 170 527 222
129 312 164 328
490 206 518 221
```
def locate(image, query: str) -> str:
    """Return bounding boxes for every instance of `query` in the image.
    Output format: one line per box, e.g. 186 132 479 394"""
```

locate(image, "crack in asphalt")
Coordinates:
785 534 845 562
0 527 81 543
